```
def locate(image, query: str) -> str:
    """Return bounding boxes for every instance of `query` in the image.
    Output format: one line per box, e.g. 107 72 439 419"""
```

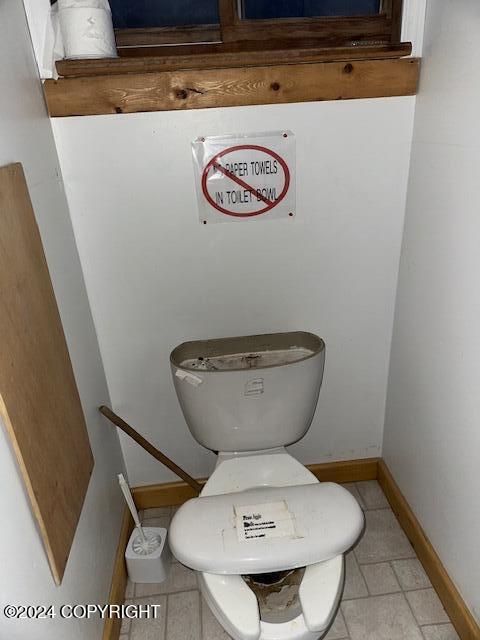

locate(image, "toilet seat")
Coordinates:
169 481 363 574
200 554 345 640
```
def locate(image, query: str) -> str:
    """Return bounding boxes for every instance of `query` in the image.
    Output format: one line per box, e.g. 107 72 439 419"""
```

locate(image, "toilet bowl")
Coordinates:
170 449 360 640
168 332 363 640
199 557 344 640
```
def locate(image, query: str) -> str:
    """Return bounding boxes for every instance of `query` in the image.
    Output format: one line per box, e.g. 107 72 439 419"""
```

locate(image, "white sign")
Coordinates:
234 501 297 542
192 131 296 224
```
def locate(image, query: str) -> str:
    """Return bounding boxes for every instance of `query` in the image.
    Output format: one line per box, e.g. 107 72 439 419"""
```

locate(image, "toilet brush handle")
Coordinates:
118 474 143 529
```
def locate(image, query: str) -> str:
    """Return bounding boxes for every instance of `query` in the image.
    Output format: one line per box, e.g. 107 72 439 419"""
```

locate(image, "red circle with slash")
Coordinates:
201 145 290 217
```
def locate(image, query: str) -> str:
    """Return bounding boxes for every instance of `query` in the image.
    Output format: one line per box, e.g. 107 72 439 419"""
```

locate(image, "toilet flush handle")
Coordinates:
175 369 203 387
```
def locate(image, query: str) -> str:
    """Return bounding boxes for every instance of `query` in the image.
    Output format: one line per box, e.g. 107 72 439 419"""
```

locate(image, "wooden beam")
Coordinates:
378 460 480 640
45 57 420 117
56 43 412 78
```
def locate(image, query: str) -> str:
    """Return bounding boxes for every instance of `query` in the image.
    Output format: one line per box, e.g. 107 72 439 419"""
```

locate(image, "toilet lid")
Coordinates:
169 482 363 575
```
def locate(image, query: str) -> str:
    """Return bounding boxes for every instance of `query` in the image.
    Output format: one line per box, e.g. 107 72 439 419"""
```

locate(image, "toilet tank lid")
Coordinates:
169 483 363 575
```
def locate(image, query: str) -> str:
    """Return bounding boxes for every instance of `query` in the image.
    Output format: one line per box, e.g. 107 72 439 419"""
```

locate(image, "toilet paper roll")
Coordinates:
58 0 112 11
59 7 117 59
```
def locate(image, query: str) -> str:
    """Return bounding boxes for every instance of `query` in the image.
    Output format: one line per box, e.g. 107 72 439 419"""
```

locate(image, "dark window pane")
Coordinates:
110 0 219 29
242 0 380 20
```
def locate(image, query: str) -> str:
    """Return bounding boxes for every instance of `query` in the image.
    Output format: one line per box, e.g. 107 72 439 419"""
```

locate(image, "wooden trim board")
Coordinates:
378 460 480 640
56 43 412 78
132 478 206 510
104 457 479 640
44 57 419 117
115 40 410 61
102 507 134 640
308 457 379 484
131 457 379 510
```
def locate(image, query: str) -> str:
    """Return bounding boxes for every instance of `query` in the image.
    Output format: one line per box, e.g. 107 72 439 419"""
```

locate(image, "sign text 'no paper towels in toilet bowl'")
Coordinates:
192 131 296 224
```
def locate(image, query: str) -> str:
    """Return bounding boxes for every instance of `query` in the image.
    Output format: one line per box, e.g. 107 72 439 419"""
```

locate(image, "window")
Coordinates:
241 1 381 20
113 0 404 53
110 0 219 30
110 0 383 28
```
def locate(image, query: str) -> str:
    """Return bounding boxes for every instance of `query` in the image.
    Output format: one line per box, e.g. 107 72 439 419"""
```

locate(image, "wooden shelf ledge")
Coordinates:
45 57 420 118
56 43 412 77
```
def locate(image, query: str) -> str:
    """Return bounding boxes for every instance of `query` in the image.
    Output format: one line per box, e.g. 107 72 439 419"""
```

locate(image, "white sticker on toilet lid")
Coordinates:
234 501 296 542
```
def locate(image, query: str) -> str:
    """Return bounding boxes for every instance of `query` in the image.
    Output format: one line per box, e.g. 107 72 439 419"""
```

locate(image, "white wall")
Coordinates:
52 97 415 486
22 0 52 77
0 2 125 638
384 0 480 622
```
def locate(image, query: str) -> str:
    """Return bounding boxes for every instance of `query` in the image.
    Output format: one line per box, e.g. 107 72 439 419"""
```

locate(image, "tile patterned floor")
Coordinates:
120 481 459 640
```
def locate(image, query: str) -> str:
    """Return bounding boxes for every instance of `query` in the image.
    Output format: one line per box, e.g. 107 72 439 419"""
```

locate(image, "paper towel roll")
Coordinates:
59 7 117 59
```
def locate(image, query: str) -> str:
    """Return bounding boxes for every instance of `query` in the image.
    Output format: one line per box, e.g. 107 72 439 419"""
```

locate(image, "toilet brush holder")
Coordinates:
125 526 171 583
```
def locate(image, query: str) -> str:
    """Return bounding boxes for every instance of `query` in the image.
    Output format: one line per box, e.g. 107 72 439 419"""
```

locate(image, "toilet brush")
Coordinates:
118 474 161 555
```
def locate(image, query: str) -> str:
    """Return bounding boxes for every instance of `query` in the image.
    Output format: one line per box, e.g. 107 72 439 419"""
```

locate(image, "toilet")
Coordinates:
169 332 363 640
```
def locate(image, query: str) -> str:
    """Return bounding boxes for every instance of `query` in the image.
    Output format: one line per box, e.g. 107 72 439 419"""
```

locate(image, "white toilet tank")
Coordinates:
170 331 325 452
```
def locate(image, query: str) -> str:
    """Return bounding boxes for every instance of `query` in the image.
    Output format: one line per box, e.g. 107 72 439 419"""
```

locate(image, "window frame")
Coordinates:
114 0 403 54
